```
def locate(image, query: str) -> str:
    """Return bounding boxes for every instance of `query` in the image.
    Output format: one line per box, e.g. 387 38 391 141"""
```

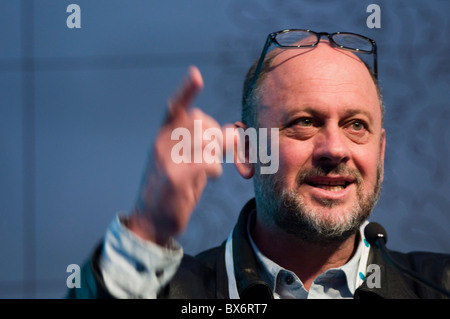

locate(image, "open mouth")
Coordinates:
305 177 354 192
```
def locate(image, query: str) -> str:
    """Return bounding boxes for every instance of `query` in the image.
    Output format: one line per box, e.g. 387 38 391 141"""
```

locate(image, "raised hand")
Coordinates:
127 66 228 246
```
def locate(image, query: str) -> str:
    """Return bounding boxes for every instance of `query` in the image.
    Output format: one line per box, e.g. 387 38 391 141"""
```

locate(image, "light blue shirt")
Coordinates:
247 216 363 299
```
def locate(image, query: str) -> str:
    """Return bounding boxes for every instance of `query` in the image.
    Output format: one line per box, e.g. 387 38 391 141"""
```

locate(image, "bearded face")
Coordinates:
254 161 383 245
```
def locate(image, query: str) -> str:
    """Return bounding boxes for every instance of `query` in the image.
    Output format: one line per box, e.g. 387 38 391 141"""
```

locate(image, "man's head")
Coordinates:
236 41 386 245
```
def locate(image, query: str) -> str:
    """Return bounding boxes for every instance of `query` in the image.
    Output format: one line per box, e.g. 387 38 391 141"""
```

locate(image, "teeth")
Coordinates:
316 185 345 192
316 181 346 186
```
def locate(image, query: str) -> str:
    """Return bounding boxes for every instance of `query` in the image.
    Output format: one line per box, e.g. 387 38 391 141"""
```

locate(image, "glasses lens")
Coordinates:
275 30 318 47
331 33 373 53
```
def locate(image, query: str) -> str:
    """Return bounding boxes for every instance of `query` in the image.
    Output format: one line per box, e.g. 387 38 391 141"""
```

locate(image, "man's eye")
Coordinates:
296 118 314 127
350 121 365 131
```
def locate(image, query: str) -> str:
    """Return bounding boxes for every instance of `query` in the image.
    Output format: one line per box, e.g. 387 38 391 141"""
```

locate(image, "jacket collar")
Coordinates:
354 246 419 299
231 198 273 299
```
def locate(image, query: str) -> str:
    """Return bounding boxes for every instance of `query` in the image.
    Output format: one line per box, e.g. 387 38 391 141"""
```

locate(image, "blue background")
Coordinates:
1 0 449 298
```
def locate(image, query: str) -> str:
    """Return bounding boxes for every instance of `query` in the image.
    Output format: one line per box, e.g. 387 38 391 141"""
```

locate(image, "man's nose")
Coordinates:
312 126 350 166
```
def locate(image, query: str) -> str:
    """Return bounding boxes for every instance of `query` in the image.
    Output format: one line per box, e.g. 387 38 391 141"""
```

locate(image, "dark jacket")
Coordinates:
69 199 450 299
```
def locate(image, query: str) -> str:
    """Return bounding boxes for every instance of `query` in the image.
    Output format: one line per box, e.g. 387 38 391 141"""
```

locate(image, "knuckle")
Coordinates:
189 107 204 119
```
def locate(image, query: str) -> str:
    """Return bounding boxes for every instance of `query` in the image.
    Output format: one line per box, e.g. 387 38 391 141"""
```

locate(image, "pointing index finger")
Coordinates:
168 66 204 118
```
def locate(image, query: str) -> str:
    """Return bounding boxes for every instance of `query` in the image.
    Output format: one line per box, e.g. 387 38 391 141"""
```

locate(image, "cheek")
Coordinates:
277 139 313 187
351 145 383 186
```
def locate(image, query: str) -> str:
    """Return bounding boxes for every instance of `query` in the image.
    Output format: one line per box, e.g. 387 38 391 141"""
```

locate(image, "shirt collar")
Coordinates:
247 210 365 296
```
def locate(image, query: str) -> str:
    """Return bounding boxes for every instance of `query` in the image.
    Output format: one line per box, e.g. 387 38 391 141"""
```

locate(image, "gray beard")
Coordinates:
254 162 383 245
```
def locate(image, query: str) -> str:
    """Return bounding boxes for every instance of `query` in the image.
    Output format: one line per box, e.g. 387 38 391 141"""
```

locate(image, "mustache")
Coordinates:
296 163 364 186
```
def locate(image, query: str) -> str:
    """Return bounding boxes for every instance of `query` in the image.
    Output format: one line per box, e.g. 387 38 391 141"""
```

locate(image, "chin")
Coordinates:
272 192 370 245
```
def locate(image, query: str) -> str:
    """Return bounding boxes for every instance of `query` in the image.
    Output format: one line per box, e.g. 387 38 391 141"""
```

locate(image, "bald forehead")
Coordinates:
259 43 381 119
269 43 374 87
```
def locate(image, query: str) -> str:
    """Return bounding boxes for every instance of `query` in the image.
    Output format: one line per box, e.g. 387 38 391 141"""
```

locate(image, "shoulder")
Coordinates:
391 250 450 279
390 250 450 298
158 243 228 299
195 242 226 269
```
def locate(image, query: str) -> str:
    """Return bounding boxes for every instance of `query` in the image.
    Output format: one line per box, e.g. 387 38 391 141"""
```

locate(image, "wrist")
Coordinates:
126 210 171 247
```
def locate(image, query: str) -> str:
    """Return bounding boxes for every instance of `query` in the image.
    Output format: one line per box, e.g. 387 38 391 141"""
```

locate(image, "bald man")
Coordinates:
69 30 450 299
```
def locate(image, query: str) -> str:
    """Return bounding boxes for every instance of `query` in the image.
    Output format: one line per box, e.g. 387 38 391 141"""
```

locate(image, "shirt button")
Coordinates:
285 275 294 285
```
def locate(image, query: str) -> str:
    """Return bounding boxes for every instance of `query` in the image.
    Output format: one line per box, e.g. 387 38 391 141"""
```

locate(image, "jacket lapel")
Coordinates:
355 247 419 299
231 199 273 299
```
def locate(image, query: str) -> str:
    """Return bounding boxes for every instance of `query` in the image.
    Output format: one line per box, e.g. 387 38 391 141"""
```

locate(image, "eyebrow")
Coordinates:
280 106 375 126
340 108 374 123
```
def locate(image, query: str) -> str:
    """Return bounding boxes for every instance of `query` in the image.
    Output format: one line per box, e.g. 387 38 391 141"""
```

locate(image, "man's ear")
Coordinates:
233 121 254 179
380 128 386 183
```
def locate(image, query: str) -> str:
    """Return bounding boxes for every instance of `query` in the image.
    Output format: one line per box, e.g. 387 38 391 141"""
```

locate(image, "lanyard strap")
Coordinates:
224 230 240 298
356 220 371 288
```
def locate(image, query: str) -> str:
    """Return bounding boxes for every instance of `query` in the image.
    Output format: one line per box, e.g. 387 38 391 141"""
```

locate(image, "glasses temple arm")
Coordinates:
373 43 378 79
248 36 273 95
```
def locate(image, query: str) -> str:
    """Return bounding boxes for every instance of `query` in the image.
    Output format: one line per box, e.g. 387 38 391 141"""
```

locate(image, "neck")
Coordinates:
252 216 359 291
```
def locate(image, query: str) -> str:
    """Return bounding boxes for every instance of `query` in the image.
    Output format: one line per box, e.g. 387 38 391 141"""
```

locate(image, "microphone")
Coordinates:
364 222 450 298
